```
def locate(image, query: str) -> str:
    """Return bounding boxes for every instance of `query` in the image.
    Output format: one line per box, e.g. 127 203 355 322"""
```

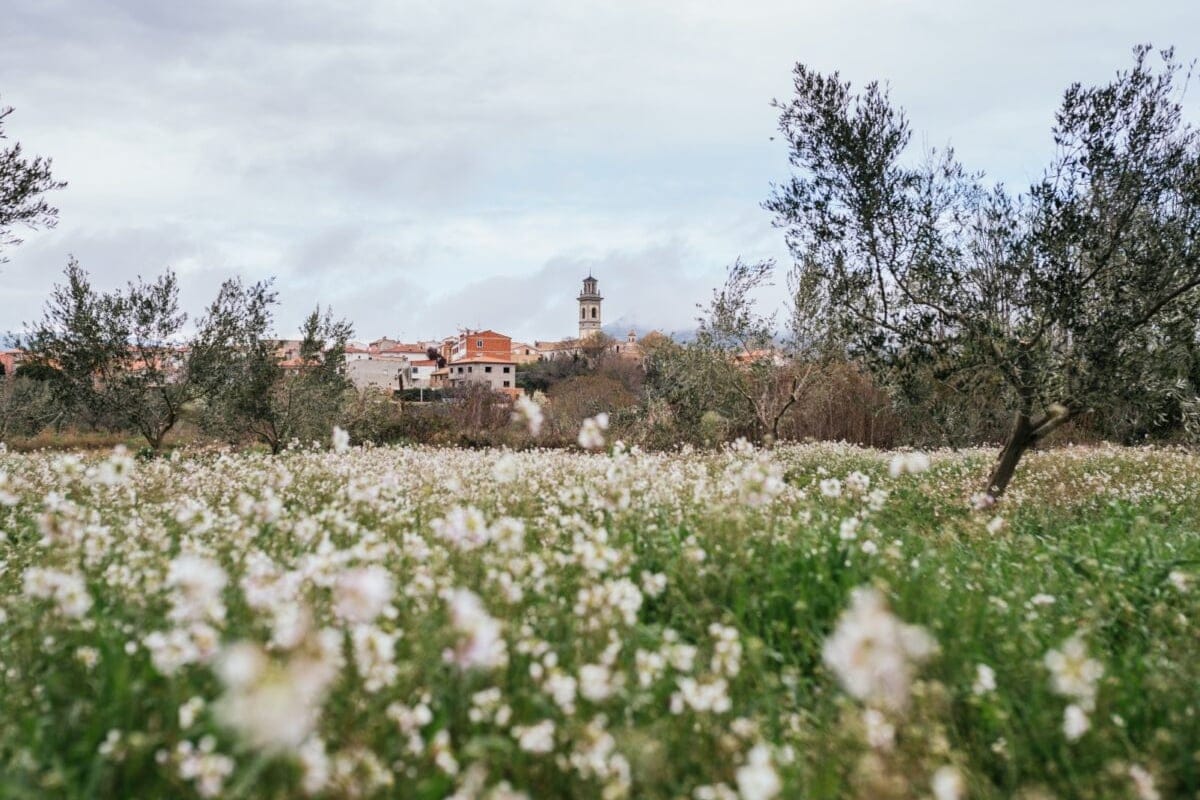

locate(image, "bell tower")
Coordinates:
578 274 603 340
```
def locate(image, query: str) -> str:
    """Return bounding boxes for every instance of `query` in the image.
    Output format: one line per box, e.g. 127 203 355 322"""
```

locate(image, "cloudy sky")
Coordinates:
3 1 1199 342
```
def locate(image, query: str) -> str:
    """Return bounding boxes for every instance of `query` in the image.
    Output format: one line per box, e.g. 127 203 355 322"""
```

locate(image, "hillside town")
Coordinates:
337 275 651 396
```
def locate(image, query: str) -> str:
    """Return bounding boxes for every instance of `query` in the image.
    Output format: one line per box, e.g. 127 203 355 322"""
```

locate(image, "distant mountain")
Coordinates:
602 321 697 343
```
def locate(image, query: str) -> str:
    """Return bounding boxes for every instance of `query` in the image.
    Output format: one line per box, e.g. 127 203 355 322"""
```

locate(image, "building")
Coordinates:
610 329 644 360
445 355 518 394
402 358 439 389
347 358 405 393
578 275 603 340
450 329 512 362
511 341 540 364
0 349 27 378
533 339 580 360
272 339 305 361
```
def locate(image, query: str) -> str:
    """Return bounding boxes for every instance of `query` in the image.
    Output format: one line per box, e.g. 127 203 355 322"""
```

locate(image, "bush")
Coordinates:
0 376 60 440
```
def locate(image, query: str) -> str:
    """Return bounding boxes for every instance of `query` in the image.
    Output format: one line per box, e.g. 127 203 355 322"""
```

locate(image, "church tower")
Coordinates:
578 274 603 340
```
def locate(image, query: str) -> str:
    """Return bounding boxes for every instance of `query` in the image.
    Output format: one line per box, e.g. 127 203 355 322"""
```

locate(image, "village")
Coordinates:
322 275 649 397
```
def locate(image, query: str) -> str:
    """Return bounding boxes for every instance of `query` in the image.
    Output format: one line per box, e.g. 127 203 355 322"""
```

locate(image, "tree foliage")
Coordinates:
0 100 66 263
689 258 827 443
768 46 1200 496
25 261 275 450
207 306 354 454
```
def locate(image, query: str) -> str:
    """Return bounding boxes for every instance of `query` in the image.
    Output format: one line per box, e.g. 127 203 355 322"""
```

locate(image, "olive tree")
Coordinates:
767 46 1200 498
26 260 275 450
208 306 354 454
1 100 66 263
691 258 829 444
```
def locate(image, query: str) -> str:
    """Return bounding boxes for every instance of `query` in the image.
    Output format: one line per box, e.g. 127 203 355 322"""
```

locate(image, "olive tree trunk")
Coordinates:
985 403 1071 500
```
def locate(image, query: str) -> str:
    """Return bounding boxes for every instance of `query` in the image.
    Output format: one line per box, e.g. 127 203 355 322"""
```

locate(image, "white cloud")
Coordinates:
3 0 1198 338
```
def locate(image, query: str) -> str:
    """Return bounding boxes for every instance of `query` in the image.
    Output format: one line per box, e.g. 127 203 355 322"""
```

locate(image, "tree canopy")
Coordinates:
26 261 275 450
0 100 65 263
768 46 1200 497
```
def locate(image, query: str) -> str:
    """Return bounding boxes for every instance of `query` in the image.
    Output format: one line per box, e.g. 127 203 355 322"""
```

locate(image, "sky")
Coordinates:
3 0 1199 343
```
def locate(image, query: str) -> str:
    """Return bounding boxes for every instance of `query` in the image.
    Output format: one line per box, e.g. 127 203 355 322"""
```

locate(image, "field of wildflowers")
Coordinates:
0 434 1197 799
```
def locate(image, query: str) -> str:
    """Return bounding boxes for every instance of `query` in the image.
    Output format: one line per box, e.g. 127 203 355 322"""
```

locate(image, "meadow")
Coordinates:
0 434 1197 799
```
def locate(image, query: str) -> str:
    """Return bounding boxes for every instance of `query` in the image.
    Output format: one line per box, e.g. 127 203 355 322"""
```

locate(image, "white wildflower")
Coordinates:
165 554 227 623
512 394 545 437
888 451 930 477
331 426 350 453
444 588 507 670
931 766 965 800
432 506 493 550
513 719 556 754
1129 764 1160 800
578 413 609 450
179 696 205 729
1062 703 1090 740
821 586 937 712
1044 635 1103 710
735 744 781 800
333 566 394 624
1168 570 1190 593
492 453 519 483
972 664 996 695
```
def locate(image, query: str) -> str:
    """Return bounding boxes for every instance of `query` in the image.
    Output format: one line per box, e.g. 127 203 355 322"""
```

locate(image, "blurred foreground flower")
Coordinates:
214 631 342 751
822 586 936 712
577 412 609 450
735 744 781 800
444 588 507 670
512 394 545 437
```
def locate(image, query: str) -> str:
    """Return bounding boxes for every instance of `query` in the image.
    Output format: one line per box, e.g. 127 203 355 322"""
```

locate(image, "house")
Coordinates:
533 338 581 360
368 337 400 353
510 341 540 364
450 329 512 362
370 338 427 358
445 354 519 395
733 348 788 367
272 339 305 361
0 348 27 378
401 358 439 389
346 358 405 393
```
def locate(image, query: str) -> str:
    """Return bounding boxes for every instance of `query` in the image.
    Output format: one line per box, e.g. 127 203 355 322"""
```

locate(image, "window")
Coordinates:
467 366 473 373
503 366 510 373
457 367 464 374
484 366 492 373
581 308 586 319
503 381 510 388
476 339 483 348
591 307 597 319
